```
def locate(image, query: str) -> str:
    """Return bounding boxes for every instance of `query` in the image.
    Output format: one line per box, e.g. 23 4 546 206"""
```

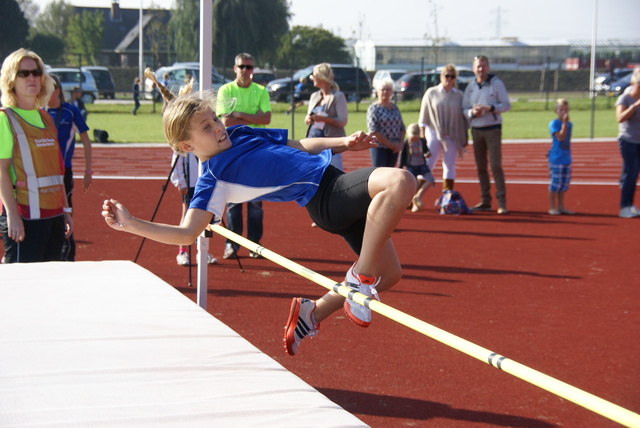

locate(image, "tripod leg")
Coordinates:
134 155 179 263
187 244 192 287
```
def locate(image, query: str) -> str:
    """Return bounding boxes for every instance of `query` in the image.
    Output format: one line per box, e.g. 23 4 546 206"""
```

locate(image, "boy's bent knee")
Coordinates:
369 168 416 200
396 169 418 197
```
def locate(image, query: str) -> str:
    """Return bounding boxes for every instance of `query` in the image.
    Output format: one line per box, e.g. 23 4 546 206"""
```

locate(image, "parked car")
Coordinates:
144 62 230 100
451 66 475 89
605 72 633 97
596 68 634 95
432 66 474 91
394 72 441 101
252 68 276 87
81 66 116 99
267 64 372 103
370 69 407 98
48 68 99 104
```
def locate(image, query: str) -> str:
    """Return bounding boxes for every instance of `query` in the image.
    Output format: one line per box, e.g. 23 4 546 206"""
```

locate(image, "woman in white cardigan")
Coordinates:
418 64 469 192
305 63 348 170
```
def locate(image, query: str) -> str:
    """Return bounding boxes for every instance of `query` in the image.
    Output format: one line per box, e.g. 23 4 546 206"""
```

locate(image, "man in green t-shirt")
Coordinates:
216 53 272 259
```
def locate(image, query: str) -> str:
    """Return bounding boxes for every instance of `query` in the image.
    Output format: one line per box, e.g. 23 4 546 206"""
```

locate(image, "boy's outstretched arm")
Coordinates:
287 131 378 154
102 199 212 246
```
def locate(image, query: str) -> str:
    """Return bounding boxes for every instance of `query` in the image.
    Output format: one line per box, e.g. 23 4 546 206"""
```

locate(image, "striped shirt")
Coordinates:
462 75 511 129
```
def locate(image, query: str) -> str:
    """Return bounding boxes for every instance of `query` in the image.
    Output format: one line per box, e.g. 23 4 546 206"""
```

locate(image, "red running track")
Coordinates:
75 138 622 185
2 140 638 427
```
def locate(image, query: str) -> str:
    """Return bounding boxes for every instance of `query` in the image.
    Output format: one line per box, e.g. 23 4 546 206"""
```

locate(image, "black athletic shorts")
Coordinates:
305 165 375 256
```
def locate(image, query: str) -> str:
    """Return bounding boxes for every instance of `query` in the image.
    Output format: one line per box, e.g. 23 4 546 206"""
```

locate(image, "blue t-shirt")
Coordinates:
189 125 332 223
548 118 572 165
46 103 89 168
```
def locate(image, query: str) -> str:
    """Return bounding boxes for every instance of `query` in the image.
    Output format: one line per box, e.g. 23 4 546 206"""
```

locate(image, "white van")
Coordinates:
370 69 407 98
49 68 99 104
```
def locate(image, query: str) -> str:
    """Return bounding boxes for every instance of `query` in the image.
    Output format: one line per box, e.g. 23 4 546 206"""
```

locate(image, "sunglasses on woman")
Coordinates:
16 69 43 78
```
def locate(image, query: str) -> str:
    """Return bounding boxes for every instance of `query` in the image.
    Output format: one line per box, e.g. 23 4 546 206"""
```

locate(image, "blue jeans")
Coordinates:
225 201 263 250
370 147 398 167
619 139 640 208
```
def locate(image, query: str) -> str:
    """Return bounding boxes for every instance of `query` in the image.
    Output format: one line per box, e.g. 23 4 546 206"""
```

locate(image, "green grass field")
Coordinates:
85 94 620 144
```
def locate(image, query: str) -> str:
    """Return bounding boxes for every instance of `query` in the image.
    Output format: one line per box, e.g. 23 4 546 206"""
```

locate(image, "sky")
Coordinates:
29 0 638 42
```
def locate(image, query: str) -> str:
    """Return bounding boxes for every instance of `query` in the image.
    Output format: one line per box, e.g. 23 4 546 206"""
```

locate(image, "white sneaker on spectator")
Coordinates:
619 206 640 218
176 251 189 266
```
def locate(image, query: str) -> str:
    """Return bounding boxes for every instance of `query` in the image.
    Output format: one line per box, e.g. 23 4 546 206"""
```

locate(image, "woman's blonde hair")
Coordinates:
440 64 458 79
312 63 339 91
1 48 54 108
145 67 216 154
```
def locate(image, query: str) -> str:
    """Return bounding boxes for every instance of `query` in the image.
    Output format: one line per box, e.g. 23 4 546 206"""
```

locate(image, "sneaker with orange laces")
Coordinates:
343 263 380 328
283 298 319 356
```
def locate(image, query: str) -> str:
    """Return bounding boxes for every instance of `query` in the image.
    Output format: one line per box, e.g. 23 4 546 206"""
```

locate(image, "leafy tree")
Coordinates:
0 0 29 60
275 26 351 70
66 10 104 65
17 0 39 28
146 9 171 68
170 0 290 68
169 0 199 62
33 0 74 39
29 33 66 65
211 0 289 69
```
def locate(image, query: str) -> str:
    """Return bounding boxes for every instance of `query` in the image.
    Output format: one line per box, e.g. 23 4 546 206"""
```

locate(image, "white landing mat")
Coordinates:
0 260 367 427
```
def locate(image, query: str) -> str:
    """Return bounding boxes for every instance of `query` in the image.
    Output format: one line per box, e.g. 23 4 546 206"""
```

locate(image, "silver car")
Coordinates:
48 68 99 104
144 63 230 100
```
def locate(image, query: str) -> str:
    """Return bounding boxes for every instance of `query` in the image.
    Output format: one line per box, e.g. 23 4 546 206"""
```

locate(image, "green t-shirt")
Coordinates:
0 108 46 159
216 81 271 128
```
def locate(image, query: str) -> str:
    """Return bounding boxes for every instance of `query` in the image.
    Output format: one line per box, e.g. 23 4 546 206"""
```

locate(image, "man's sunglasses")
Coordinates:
16 69 43 78
236 64 254 70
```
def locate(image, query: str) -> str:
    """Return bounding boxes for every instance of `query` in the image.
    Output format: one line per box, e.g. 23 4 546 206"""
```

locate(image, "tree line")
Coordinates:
2 0 352 70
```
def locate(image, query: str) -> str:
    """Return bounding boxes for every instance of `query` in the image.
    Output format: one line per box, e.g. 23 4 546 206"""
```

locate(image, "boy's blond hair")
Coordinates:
162 92 217 154
555 98 569 110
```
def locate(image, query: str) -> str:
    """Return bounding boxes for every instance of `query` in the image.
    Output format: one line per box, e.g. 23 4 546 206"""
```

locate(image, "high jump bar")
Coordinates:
210 224 639 427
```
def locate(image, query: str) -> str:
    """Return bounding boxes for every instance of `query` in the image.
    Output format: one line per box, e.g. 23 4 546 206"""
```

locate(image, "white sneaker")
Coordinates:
223 244 237 259
283 298 319 356
343 263 380 328
207 254 218 265
619 206 640 218
176 251 189 266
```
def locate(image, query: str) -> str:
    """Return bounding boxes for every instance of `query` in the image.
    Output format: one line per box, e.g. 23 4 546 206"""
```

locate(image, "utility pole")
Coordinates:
139 0 143 84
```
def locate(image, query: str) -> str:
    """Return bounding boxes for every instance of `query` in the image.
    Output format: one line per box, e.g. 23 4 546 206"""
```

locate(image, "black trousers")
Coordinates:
1 212 65 263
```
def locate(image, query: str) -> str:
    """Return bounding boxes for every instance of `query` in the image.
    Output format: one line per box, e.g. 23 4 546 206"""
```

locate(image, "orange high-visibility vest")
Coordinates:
2 108 65 219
